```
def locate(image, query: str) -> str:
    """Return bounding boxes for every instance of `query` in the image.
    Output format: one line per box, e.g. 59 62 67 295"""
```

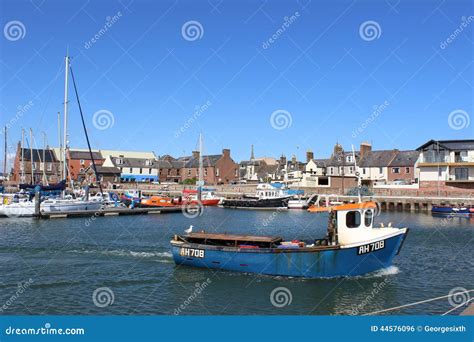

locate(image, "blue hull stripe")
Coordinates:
171 233 406 278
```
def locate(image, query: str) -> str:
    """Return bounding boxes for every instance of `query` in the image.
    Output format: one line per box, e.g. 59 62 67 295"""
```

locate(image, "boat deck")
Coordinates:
186 232 283 243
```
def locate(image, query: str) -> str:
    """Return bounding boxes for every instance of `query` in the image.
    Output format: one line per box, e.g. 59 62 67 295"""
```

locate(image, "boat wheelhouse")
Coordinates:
171 202 408 278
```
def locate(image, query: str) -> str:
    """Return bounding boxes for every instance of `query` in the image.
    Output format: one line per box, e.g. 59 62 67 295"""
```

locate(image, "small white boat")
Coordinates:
41 198 102 213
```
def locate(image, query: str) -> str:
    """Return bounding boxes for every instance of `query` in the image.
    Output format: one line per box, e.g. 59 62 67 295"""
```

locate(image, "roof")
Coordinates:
111 157 158 168
69 150 103 160
20 148 57 162
389 150 419 167
358 150 397 168
310 158 330 167
185 155 222 168
416 140 474 151
86 165 121 174
327 151 360 166
186 232 283 243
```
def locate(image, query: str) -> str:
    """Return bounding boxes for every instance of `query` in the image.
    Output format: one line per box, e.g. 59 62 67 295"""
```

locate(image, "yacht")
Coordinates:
221 183 292 209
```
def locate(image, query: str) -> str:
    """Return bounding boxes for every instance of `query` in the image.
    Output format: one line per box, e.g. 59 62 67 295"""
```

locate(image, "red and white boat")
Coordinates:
180 189 221 206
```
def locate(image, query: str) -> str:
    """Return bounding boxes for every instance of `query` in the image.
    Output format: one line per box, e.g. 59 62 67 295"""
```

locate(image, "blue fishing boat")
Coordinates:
432 205 474 215
171 202 409 278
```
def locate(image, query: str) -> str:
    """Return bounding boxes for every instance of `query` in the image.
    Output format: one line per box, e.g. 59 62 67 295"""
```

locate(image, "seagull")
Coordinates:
185 225 193 234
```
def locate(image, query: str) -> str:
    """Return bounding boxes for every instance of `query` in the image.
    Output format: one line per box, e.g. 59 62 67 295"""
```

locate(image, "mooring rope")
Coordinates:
363 289 473 315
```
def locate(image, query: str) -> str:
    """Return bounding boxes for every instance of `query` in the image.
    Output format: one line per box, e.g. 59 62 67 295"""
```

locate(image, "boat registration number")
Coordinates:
357 240 385 255
180 248 205 258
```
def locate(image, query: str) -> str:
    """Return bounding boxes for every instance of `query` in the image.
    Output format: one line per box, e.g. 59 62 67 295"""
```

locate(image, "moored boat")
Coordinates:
432 205 474 215
141 196 177 208
221 183 292 209
181 189 221 206
171 201 409 278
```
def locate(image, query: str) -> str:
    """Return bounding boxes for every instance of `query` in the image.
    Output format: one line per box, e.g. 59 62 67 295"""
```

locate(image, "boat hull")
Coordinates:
432 206 474 215
171 231 407 278
41 201 102 213
221 196 291 209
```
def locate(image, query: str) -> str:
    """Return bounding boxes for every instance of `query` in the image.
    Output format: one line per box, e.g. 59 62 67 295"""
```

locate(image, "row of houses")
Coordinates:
10 143 240 185
7 139 474 194
239 139 474 194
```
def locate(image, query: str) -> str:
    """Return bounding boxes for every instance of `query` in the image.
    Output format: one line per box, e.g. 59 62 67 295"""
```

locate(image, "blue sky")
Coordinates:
0 0 473 168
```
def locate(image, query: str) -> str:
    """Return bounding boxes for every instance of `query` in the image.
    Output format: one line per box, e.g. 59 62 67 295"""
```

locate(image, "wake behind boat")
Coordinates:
171 202 408 278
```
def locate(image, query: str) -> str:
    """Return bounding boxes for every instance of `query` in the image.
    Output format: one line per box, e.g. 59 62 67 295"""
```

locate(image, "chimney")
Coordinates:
222 148 230 158
333 143 343 157
291 155 297 163
250 145 254 160
360 142 372 158
306 150 314 162
192 150 200 159
280 154 287 165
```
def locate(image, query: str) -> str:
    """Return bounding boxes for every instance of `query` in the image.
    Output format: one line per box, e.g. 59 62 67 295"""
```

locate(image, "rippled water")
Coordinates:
0 207 472 315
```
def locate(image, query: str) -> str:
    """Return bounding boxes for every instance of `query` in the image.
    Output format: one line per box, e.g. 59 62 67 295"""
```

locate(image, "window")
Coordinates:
129 168 133 173
149 168 152 174
346 211 361 228
187 170 191 176
139 168 142 174
235 168 238 177
405 167 410 173
364 210 373 227
379 167 383 174
216 168 220 177
116 158 123 165
204 169 208 176
363 168 366 175
392 167 400 174
47 163 52 171
454 167 468 180
145 159 152 166
346 155 353 163
80 159 84 165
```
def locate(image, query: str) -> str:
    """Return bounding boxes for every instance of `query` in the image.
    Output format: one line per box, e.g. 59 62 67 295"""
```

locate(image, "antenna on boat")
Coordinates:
351 145 362 203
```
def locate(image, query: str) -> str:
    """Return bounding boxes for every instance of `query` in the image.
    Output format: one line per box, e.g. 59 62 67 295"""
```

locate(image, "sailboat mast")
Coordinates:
29 128 33 184
21 128 24 183
42 132 47 184
198 133 203 201
58 111 62 180
3 126 6 178
63 55 69 184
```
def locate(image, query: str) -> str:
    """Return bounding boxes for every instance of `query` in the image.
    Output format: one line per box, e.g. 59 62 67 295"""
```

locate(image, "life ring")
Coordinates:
111 193 119 202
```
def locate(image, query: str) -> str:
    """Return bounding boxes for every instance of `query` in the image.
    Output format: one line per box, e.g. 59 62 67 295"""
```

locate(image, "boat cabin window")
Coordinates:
364 209 373 227
346 211 361 228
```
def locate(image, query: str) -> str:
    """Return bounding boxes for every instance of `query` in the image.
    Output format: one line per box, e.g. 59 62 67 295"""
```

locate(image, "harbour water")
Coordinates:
0 208 472 315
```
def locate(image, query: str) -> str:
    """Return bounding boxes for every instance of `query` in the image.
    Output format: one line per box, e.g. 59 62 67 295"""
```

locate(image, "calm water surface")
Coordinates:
0 207 472 315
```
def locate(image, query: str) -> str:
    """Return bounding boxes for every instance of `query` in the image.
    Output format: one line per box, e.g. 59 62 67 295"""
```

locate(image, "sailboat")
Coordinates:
1 54 103 217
